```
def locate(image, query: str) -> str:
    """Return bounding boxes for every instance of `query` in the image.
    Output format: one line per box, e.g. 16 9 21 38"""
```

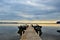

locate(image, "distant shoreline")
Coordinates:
0 24 60 27
0 22 57 24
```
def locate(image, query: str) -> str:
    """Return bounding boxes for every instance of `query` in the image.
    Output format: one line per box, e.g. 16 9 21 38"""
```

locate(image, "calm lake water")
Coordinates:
0 26 19 40
0 25 60 40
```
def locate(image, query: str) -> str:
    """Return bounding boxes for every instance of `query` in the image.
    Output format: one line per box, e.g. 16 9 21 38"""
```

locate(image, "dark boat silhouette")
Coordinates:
57 21 60 24
57 30 60 33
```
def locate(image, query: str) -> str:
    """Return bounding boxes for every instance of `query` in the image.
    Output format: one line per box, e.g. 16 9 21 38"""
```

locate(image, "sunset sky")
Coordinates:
0 0 60 20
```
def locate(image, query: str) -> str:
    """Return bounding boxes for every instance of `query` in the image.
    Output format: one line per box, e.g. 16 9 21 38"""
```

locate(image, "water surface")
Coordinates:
41 26 60 40
0 26 19 40
0 25 60 40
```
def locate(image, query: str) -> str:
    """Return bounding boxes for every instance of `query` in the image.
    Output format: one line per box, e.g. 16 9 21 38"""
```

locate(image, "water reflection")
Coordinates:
41 26 60 40
0 26 60 40
0 26 19 40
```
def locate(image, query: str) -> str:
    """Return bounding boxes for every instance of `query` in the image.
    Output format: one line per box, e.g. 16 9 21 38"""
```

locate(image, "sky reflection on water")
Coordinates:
0 26 19 40
0 26 60 40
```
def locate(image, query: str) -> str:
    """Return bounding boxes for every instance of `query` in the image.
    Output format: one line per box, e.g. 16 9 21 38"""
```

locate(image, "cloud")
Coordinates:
21 1 38 6
0 0 60 20
17 0 56 10
17 14 34 18
17 12 60 20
